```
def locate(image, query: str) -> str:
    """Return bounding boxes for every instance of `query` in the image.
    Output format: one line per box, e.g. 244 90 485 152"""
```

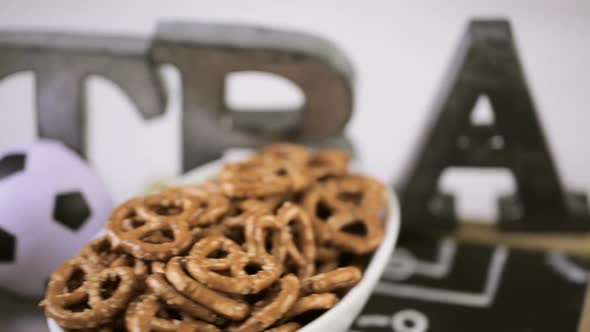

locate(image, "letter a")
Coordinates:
397 20 590 232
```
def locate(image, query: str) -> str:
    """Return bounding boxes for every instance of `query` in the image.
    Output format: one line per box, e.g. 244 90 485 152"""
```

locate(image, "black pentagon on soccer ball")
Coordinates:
0 153 26 181
52 191 91 231
0 227 16 262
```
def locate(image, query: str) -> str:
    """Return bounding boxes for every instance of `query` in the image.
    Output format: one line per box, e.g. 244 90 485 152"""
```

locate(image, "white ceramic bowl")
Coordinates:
48 160 400 332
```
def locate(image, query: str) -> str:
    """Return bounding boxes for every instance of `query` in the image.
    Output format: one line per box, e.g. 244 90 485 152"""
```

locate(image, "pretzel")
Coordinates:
165 257 250 321
44 144 389 332
303 176 386 216
231 274 300 332
260 142 312 165
107 193 194 261
198 179 224 194
186 235 283 295
219 157 309 197
327 211 384 254
210 199 267 245
265 322 301 332
125 294 221 332
79 237 148 278
243 194 295 214
109 254 149 279
146 273 225 325
161 186 230 227
315 246 341 273
244 214 288 261
78 236 120 268
307 149 349 181
301 267 361 294
42 259 138 329
75 323 121 332
328 175 387 212
303 176 386 248
276 202 316 278
151 261 167 274
284 293 339 319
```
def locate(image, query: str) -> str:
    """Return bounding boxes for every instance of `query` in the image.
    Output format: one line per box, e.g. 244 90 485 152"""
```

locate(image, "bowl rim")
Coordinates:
48 158 401 332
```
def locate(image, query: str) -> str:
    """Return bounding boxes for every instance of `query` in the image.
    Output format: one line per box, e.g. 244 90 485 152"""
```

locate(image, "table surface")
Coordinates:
0 289 48 332
0 220 590 332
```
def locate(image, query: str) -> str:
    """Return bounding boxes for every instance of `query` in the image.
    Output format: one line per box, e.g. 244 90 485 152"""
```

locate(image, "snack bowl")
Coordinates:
48 158 400 332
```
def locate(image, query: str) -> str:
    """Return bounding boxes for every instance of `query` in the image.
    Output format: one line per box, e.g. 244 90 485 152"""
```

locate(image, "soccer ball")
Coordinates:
0 140 113 298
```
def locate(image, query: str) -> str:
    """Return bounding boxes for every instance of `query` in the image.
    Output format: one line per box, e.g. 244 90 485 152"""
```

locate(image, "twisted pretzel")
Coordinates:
43 259 138 329
78 236 120 268
186 235 283 295
315 246 341 274
151 261 167 274
265 322 301 332
125 294 221 332
107 193 194 261
327 211 384 255
303 176 386 251
219 157 309 197
146 273 225 325
244 214 287 261
285 293 339 320
79 237 148 279
276 202 316 278
307 149 349 181
161 186 230 227
198 179 224 194
301 267 361 294
165 257 250 321
231 274 300 332
260 143 312 165
109 255 148 280
303 176 386 218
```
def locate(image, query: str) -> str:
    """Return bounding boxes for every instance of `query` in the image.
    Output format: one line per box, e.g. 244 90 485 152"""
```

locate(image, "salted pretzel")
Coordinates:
78 236 120 267
45 144 389 332
326 210 384 255
244 214 288 261
198 179 224 194
328 175 387 212
79 236 149 279
301 267 362 294
125 294 221 332
107 192 195 261
161 186 230 227
265 322 301 332
109 255 149 279
232 274 300 332
284 293 339 319
259 142 312 165
303 176 386 217
219 156 310 197
202 200 268 246
276 202 316 278
303 176 386 247
186 235 283 295
314 246 341 274
165 257 250 321
307 149 349 181
146 273 225 325
42 259 138 329
150 261 167 274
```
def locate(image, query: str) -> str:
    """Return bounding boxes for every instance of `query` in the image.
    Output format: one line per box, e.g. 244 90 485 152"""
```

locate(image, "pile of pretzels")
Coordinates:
41 143 388 332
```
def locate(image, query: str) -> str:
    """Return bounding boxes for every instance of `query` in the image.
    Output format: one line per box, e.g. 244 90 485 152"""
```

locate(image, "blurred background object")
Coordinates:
1 0 588 225
0 140 112 297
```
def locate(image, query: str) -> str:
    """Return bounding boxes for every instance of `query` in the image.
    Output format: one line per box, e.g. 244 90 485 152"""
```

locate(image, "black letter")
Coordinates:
397 20 589 232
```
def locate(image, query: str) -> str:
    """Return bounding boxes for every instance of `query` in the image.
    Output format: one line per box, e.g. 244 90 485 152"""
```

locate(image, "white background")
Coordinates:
0 0 589 223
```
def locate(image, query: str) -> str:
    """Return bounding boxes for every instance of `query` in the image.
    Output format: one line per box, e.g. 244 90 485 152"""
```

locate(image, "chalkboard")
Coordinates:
351 234 589 332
